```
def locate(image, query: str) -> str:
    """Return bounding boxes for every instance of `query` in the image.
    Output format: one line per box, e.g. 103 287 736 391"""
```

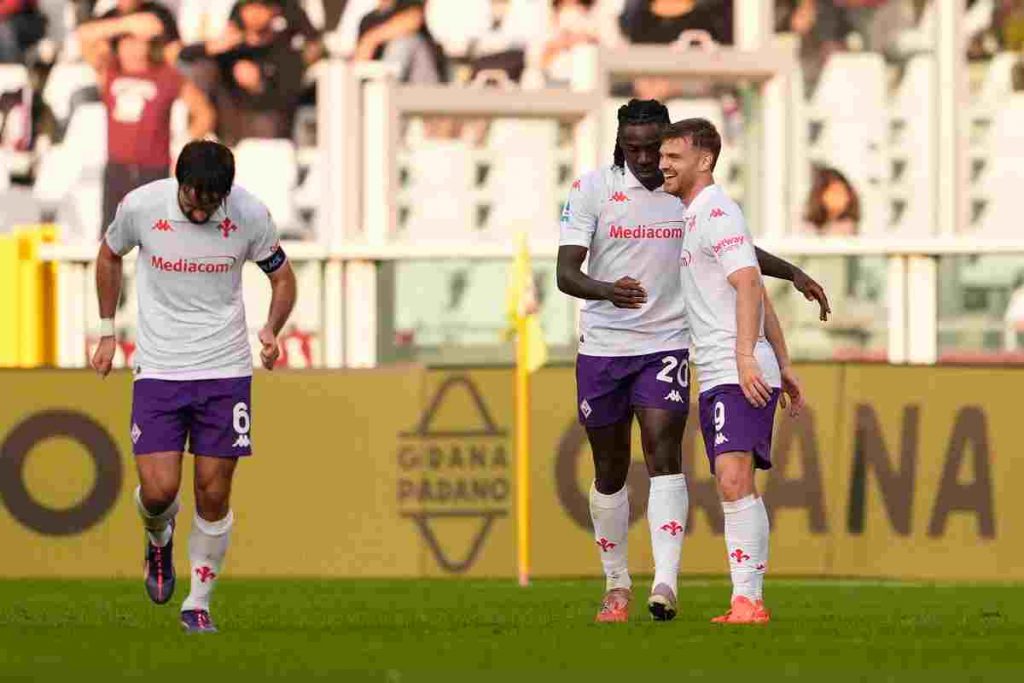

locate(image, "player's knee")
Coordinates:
716 469 751 502
139 480 178 511
194 479 231 516
594 470 628 494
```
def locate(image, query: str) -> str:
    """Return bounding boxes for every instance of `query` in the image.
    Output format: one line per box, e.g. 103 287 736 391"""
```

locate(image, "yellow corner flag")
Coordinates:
506 232 547 587
506 232 548 373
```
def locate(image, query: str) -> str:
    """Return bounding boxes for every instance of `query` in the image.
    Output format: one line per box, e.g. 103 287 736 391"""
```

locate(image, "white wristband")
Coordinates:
99 318 115 338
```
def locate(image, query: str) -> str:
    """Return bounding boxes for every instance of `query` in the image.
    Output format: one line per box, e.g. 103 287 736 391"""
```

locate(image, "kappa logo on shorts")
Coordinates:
664 390 684 403
580 399 592 419
714 432 729 447
130 423 141 444
232 434 251 448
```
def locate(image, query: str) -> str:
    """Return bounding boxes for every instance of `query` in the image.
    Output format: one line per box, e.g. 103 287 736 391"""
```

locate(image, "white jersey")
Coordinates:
105 178 284 381
559 165 689 356
679 184 780 392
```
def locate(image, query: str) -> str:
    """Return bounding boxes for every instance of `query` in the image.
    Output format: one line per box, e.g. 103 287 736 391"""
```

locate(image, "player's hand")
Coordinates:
779 365 805 417
737 354 772 408
606 276 647 309
258 325 280 370
91 337 116 378
792 268 830 322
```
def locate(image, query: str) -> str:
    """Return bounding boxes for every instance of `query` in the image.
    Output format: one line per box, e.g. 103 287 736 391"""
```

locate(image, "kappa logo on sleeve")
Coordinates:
710 208 728 219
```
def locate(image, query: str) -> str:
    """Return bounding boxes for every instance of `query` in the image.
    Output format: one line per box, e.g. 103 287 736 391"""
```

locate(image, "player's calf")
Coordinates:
135 485 178 605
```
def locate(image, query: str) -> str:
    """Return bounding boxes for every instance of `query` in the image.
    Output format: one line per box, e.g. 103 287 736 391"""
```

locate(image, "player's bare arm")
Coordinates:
754 246 831 322
556 245 647 309
728 266 772 408
258 261 298 370
762 285 804 417
91 241 124 378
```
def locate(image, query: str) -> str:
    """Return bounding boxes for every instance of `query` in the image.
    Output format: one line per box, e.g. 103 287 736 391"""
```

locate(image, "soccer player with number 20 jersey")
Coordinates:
557 100 828 623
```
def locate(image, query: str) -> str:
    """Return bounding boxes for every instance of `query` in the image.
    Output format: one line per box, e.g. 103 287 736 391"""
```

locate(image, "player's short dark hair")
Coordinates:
613 98 670 169
175 140 235 198
661 118 722 172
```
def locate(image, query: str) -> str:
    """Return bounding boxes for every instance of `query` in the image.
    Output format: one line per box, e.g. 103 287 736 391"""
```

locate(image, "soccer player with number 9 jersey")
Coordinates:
660 118 806 624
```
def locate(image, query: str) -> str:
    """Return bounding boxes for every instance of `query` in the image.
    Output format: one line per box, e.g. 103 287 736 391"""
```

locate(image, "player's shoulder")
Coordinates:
225 184 272 226
120 178 176 214
571 166 618 197
698 186 745 224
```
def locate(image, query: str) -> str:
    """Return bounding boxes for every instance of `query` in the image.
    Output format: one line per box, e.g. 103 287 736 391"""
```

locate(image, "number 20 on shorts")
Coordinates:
657 355 689 388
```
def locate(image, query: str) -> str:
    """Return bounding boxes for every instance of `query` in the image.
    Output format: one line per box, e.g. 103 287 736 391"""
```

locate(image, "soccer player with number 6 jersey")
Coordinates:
557 100 829 623
660 118 806 624
91 140 297 633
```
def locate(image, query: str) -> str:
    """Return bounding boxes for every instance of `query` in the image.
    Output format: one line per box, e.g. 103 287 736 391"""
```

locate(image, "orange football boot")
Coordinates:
711 596 771 624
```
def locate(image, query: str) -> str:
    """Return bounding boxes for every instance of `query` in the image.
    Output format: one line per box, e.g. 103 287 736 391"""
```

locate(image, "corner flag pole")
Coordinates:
515 309 531 587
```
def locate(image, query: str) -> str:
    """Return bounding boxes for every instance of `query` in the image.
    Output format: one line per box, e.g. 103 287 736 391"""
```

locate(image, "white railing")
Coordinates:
40 237 1024 369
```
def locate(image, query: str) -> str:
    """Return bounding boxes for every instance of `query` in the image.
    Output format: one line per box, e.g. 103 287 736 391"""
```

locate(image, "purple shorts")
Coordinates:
576 349 690 428
130 377 253 457
698 384 779 473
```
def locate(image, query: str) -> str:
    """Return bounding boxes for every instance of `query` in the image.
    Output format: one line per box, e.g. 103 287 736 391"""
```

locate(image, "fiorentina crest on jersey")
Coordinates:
219 218 238 239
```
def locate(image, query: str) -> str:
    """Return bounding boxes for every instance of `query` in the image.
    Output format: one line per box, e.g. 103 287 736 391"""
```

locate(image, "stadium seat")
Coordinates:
425 0 490 59
33 102 107 241
400 137 475 240
0 64 32 153
0 150 10 194
483 118 559 242
178 0 235 44
974 95 1024 236
41 61 98 133
889 54 936 235
233 139 300 235
978 52 1020 108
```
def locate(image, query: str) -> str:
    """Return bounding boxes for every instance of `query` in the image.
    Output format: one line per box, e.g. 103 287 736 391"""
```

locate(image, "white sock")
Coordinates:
590 483 631 591
647 473 688 596
134 485 178 548
722 495 769 601
181 511 234 613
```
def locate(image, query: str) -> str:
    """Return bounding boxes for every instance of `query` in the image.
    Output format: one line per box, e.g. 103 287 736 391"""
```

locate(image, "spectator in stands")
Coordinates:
618 0 732 46
463 0 541 84
181 0 312 146
77 0 182 65
82 29 214 230
0 1 46 63
801 165 860 236
537 0 600 84
355 0 447 83
227 0 324 65
994 0 1024 50
777 0 846 88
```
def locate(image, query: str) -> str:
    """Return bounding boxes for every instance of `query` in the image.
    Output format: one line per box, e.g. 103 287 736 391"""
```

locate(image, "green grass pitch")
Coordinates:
0 578 1020 681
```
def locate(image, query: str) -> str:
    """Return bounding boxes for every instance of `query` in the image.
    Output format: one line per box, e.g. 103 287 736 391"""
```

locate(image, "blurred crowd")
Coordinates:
0 0 1022 236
